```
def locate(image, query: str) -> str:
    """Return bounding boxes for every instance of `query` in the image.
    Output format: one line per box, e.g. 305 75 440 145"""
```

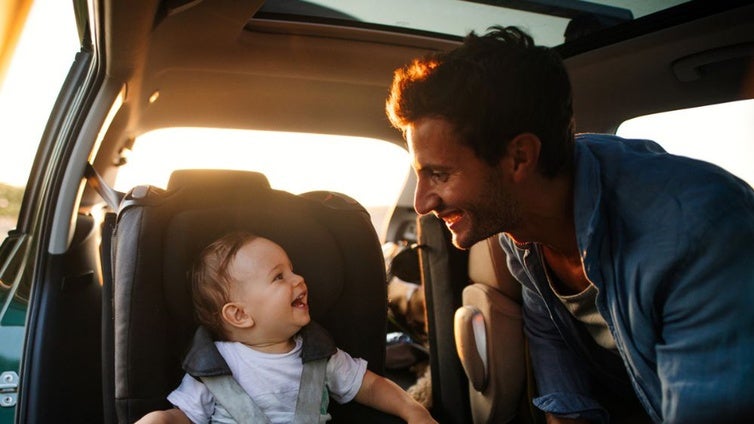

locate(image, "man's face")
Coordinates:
407 117 522 249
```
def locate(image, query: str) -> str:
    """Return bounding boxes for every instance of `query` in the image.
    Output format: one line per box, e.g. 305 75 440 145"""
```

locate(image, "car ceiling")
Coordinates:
98 0 456 157
92 0 754 176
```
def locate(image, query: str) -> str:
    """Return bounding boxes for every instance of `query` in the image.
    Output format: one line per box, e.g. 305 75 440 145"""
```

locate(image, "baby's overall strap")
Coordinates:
201 375 271 424
184 324 338 423
293 357 328 424
294 321 338 424
184 327 269 423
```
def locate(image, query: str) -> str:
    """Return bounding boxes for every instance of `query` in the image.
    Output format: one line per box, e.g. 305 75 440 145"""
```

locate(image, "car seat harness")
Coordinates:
182 322 337 424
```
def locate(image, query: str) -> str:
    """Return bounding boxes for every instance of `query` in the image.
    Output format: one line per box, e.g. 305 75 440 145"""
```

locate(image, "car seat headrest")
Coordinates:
167 169 271 191
156 170 346 343
468 236 521 303
163 207 344 328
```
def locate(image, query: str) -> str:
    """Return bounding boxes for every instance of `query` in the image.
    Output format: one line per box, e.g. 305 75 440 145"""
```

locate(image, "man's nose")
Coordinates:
413 179 440 215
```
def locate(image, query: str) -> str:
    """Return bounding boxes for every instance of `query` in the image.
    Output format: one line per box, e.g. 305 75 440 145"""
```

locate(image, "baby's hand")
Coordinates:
135 408 191 424
405 408 438 424
407 416 438 424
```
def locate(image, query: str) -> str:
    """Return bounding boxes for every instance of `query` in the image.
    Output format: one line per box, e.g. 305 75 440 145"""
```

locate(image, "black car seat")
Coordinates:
109 169 397 423
416 214 472 423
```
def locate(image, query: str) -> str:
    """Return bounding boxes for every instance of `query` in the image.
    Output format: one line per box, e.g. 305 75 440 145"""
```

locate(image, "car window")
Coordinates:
0 0 78 238
113 128 411 240
0 1 78 420
616 99 754 188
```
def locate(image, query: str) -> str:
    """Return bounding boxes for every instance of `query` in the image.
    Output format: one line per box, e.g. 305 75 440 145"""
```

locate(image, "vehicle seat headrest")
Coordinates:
153 170 349 340
167 169 270 191
468 237 521 303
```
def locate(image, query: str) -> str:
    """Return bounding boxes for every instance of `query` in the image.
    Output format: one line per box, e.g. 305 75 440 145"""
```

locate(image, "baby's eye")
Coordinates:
273 273 284 281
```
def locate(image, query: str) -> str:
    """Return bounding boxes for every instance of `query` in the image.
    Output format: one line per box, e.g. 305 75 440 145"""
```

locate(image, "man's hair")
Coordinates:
386 26 574 177
191 231 259 339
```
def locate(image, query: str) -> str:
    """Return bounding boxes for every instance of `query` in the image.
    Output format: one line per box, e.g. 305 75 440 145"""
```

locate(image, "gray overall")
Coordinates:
182 322 337 424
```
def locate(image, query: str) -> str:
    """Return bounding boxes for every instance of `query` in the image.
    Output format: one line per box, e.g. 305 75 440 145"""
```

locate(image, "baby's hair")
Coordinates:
191 231 259 339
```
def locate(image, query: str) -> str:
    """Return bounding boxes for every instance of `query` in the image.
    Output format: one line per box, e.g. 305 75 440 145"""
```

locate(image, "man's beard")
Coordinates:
451 173 521 249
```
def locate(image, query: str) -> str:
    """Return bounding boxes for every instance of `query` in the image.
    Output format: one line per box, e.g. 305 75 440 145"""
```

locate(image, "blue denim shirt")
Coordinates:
499 134 754 423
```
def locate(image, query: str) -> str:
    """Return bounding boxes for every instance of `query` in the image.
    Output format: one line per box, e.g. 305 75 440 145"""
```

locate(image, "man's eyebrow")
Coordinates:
417 164 451 173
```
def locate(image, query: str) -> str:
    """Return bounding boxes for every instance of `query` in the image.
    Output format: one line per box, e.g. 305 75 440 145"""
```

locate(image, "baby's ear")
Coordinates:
221 302 255 329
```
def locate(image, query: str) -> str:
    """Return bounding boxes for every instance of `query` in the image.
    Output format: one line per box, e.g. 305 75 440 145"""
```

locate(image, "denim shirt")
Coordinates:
499 134 754 423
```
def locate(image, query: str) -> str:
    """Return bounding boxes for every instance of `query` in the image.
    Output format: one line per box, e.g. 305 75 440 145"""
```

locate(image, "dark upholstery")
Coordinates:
416 214 472 424
112 169 391 423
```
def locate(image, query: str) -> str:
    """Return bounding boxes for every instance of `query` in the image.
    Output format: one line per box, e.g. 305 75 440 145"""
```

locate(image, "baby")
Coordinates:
137 231 436 424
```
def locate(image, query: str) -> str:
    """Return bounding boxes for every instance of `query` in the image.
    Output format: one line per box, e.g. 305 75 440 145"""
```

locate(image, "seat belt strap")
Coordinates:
201 375 271 424
84 162 124 210
199 352 328 423
294 358 328 424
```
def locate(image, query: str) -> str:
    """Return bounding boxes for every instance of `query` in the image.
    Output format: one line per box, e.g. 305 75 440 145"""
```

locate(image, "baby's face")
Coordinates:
227 237 311 340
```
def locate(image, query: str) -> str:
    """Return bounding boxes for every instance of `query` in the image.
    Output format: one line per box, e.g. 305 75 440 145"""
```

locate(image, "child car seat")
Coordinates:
108 169 396 423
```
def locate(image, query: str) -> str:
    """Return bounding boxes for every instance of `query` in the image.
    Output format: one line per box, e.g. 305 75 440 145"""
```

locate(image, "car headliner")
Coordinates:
91 0 754 184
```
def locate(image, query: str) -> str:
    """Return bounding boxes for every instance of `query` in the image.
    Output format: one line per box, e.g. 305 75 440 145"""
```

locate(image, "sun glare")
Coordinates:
617 99 754 187
114 128 411 208
0 0 77 188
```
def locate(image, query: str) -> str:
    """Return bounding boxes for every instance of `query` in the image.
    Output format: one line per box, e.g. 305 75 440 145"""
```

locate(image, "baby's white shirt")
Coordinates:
167 336 367 424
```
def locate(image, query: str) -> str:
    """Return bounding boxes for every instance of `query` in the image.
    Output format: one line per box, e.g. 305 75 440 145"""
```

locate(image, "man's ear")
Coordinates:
504 133 541 182
221 302 255 329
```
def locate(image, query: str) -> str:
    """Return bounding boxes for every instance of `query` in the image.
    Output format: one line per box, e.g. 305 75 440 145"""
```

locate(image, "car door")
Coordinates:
0 0 100 422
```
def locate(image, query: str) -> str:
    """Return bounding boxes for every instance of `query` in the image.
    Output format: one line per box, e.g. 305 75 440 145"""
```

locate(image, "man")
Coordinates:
385 26 754 423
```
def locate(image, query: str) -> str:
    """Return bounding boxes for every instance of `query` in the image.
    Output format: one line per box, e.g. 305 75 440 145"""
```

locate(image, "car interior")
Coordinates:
3 0 753 423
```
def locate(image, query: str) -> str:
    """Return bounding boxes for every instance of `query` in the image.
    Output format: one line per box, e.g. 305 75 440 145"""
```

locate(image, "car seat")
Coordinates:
454 235 533 424
416 214 472 423
417 214 541 424
107 169 398 423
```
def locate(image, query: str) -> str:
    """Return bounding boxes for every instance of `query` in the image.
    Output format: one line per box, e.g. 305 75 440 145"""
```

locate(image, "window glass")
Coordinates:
0 1 78 421
0 0 79 238
616 99 754 188
114 128 411 240
256 0 690 47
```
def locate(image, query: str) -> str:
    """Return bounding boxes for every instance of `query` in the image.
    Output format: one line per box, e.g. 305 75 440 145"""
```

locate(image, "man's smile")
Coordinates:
439 211 464 229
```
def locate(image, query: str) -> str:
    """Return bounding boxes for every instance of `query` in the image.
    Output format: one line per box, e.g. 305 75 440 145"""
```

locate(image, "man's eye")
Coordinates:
431 171 449 182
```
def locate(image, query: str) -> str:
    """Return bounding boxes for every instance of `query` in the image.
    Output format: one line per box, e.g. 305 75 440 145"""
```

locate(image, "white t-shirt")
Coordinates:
167 336 367 424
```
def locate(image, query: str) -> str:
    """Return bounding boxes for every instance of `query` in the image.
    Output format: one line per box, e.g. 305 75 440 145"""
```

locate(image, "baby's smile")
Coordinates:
292 292 307 308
